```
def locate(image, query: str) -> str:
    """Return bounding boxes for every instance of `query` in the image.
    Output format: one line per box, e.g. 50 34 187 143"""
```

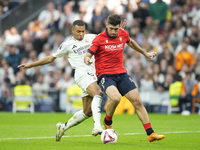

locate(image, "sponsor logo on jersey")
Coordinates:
73 44 90 55
72 45 77 49
119 36 123 42
105 43 123 51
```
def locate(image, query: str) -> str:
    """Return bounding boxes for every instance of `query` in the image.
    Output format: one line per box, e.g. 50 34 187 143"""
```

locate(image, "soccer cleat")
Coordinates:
148 131 165 142
103 120 113 129
56 122 65 141
92 128 104 136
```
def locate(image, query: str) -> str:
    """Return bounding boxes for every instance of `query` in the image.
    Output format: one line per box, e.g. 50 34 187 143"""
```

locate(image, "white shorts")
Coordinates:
74 69 97 97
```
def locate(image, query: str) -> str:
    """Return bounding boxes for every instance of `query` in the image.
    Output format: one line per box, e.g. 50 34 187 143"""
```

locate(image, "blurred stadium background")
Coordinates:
0 0 200 115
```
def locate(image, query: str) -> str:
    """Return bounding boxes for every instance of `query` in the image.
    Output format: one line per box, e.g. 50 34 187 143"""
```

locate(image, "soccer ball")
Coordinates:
101 129 118 144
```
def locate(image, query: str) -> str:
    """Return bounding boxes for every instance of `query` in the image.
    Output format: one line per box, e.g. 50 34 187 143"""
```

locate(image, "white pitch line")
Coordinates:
162 131 200 134
0 131 200 141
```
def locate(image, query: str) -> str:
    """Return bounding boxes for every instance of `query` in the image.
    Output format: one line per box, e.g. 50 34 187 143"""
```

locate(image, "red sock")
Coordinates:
143 123 152 130
106 114 112 121
143 123 154 135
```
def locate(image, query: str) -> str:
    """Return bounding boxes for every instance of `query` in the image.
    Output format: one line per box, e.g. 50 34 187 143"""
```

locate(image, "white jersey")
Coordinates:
52 34 97 97
52 34 96 72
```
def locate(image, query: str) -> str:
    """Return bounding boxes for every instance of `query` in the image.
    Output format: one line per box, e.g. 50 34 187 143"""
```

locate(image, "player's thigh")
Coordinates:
98 75 121 101
82 95 93 116
106 85 121 102
75 69 97 97
124 88 142 106
118 73 137 96
86 81 103 97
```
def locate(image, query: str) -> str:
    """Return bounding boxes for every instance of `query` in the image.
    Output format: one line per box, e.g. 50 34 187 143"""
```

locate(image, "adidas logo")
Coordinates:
72 45 77 49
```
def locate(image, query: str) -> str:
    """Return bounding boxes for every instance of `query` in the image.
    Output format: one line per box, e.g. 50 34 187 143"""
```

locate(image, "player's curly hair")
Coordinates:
72 20 85 27
107 14 121 26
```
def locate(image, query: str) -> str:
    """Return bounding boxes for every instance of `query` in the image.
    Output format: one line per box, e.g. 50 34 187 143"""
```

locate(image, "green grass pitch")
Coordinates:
0 112 199 150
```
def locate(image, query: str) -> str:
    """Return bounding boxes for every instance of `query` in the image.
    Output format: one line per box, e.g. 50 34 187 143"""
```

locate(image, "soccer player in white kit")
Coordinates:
18 20 104 141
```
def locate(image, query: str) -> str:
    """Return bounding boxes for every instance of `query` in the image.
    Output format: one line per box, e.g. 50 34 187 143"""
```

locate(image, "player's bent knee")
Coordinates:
83 107 92 117
95 91 103 97
83 110 92 117
87 88 103 97
112 96 121 104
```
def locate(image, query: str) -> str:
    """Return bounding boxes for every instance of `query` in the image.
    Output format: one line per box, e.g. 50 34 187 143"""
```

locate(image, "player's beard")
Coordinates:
108 32 117 38
111 35 117 38
110 34 117 38
108 31 117 38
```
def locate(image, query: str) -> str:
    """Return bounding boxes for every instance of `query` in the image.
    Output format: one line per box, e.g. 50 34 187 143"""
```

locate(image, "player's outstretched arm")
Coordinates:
126 38 157 59
84 52 93 65
18 55 56 69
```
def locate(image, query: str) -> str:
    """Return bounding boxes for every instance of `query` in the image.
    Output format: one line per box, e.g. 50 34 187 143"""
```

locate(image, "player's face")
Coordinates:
72 25 85 41
106 23 120 38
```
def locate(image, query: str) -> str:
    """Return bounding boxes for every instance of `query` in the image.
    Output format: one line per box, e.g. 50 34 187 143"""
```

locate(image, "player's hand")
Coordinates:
144 52 157 59
120 19 127 29
84 57 93 65
18 63 32 69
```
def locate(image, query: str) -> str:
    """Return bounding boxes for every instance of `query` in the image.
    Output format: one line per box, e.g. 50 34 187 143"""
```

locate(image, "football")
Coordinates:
101 129 118 144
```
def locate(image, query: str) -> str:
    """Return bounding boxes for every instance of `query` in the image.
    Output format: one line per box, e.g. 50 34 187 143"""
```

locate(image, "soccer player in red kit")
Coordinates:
84 14 165 142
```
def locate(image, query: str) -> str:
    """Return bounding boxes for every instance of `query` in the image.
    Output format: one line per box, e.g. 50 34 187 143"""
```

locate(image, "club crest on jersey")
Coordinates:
85 39 89 43
119 36 123 42
106 40 108 43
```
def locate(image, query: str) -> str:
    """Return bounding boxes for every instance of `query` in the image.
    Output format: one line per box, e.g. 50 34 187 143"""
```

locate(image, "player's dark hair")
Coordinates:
107 14 121 26
72 20 85 27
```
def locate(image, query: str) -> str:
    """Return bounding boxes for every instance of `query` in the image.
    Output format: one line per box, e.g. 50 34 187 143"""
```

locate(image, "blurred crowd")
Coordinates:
0 0 25 18
0 0 200 113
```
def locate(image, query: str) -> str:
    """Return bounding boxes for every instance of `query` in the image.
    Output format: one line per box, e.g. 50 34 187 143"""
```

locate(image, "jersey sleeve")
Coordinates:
52 42 68 58
123 29 130 43
88 35 100 55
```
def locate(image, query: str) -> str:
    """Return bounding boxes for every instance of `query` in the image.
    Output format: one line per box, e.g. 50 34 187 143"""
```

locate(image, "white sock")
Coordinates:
91 95 102 129
64 109 89 131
